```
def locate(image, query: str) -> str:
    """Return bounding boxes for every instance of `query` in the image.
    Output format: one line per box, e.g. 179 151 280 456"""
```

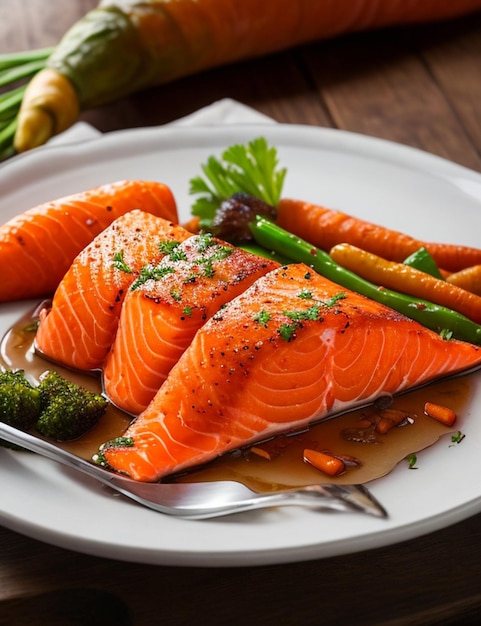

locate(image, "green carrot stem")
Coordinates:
0 85 26 118
0 144 15 161
0 59 47 88
250 216 481 345
0 47 54 70
0 117 17 149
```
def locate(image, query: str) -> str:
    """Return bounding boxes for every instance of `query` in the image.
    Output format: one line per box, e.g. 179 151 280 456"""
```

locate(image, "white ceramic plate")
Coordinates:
1 123 481 567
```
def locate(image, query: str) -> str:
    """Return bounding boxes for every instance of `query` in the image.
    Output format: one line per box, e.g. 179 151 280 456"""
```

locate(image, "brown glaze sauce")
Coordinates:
1 305 475 490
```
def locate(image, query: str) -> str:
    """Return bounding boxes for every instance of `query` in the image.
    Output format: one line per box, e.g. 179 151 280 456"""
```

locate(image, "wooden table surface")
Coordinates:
2 2 481 625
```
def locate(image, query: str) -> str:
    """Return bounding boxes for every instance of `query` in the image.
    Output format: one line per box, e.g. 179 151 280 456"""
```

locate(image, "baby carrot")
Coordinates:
277 198 481 272
446 265 481 296
0 180 178 302
303 449 346 477
424 402 457 427
329 243 481 324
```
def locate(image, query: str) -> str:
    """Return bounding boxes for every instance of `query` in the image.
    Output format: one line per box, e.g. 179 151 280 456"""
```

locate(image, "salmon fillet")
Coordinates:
102 233 279 414
35 210 190 371
99 263 481 481
0 180 178 302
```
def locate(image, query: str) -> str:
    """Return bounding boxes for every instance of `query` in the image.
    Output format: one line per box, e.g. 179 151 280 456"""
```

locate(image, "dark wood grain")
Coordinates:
2 2 481 625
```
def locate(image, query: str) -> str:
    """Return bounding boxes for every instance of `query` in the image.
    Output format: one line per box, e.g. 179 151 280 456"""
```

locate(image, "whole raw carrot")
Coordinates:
277 198 481 273
329 243 481 324
0 179 177 302
14 0 481 151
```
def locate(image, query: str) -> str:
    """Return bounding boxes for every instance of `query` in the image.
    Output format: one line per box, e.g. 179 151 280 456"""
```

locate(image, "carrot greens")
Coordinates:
0 47 53 160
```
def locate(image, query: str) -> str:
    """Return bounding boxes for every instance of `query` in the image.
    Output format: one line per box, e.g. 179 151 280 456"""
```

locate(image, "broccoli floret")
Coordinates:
36 370 108 441
0 369 42 430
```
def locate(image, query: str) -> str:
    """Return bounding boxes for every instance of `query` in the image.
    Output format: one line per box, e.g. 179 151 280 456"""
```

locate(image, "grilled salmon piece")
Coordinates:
100 263 481 481
102 233 279 414
0 180 178 302
35 210 190 371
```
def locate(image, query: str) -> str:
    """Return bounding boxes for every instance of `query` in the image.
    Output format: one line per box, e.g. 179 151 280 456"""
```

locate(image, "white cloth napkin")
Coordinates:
47 99 276 148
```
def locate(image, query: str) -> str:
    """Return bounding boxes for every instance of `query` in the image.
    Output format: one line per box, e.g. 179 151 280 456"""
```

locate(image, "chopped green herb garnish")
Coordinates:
200 259 215 278
158 240 181 255
440 328 454 341
324 292 347 307
189 137 286 229
131 264 175 290
169 248 188 262
279 323 297 342
297 289 313 300
158 240 188 262
207 244 233 262
450 430 465 445
254 310 271 327
23 319 40 333
94 436 135 467
284 305 321 322
182 306 193 317
184 271 199 284
170 287 182 302
407 453 418 469
283 292 345 324
196 232 216 253
113 250 133 274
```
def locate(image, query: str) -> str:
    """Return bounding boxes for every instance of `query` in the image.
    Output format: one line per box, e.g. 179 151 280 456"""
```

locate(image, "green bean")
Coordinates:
250 216 481 345
239 242 291 265
403 247 444 280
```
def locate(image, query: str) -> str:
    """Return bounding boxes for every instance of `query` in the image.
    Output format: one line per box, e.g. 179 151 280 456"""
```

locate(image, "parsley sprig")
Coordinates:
189 137 286 229
113 250 133 274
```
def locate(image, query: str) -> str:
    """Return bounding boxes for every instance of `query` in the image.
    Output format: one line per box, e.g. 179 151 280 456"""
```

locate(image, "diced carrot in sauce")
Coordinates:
375 408 410 434
303 449 346 477
424 402 457 427
375 417 396 435
250 446 272 461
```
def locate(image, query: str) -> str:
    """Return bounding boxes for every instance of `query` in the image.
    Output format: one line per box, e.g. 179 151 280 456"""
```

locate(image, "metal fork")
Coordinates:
0 422 387 520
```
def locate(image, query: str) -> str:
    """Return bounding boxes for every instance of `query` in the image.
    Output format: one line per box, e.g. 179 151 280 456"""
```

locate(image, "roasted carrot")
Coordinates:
446 265 481 296
13 0 481 152
181 215 201 234
303 449 346 477
329 243 481 324
278 198 481 272
0 179 178 302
